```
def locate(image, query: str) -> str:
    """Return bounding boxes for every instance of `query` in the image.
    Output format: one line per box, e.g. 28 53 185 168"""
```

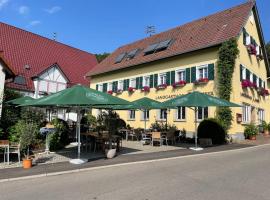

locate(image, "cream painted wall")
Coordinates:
90 10 270 138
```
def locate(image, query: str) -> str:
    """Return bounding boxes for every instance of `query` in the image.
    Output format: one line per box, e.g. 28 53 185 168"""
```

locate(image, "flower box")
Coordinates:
155 84 167 90
241 80 255 88
257 87 269 96
141 86 150 92
128 87 135 93
107 90 113 95
116 89 123 94
172 80 186 88
194 78 209 85
247 44 257 55
256 54 263 60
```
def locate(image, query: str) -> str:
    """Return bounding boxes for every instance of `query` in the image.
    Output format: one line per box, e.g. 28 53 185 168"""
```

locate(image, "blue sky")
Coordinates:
0 0 269 54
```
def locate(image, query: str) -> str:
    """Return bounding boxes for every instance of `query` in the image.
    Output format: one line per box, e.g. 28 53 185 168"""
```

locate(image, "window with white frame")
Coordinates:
128 110 136 120
143 76 150 87
159 109 167 120
258 109 265 124
98 84 103 92
197 107 208 121
176 107 186 120
196 65 208 80
108 82 112 91
141 110 149 120
118 80 124 91
158 73 167 85
130 78 136 88
242 104 251 123
242 66 246 80
176 70 185 82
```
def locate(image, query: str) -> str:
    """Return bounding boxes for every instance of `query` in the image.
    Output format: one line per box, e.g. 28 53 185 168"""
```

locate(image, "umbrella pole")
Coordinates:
194 107 198 149
77 109 81 159
144 109 147 132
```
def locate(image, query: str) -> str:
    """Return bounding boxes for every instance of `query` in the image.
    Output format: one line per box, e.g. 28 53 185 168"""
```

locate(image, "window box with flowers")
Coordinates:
241 80 256 89
172 80 186 88
107 90 113 95
156 83 167 90
141 86 150 92
257 88 269 97
128 87 135 93
194 78 209 85
247 44 257 55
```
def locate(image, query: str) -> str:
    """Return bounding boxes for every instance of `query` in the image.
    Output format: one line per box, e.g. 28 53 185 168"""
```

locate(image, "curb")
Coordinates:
1 143 270 183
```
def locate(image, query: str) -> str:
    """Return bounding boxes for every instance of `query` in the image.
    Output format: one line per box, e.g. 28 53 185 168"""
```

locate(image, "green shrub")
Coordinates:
244 123 258 139
198 118 226 145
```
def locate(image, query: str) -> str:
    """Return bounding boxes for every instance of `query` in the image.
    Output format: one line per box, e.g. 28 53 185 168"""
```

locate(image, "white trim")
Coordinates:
158 73 167 85
130 78 136 88
142 76 150 87
196 65 208 80
175 69 185 82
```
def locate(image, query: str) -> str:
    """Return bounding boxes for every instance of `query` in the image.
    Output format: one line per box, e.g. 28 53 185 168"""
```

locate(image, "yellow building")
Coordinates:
87 2 270 140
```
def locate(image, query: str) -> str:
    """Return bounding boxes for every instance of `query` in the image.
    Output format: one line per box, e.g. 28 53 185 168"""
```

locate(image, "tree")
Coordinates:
95 53 110 63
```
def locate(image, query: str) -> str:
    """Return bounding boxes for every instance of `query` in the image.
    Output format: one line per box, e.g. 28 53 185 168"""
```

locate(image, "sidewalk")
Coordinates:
0 143 252 181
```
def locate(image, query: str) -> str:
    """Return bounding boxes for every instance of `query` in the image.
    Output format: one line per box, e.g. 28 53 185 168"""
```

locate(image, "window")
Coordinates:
130 78 136 88
108 82 113 91
118 80 124 91
128 110 136 120
196 65 208 80
176 107 186 120
158 73 167 85
256 77 259 87
98 84 103 92
176 70 185 82
242 66 246 80
159 109 167 120
141 110 149 120
143 76 150 87
242 104 251 123
197 107 208 121
38 80 66 94
258 109 265 124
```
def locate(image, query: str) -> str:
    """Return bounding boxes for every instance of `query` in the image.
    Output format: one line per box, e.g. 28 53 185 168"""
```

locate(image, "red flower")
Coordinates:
128 87 135 93
173 80 186 88
141 86 150 92
156 83 167 90
247 45 257 55
194 78 209 84
241 80 253 88
107 90 113 95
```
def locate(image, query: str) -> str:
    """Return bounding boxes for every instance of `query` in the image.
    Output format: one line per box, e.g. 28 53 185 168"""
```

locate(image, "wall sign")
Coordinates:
155 91 214 100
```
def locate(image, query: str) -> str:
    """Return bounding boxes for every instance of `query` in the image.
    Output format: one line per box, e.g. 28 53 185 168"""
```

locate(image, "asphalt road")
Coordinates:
1 145 270 200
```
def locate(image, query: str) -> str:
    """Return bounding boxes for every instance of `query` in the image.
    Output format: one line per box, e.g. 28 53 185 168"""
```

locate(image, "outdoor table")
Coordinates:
0 140 9 165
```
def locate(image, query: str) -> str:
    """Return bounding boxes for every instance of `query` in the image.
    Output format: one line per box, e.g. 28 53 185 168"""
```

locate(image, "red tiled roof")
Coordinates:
87 2 254 77
0 22 98 91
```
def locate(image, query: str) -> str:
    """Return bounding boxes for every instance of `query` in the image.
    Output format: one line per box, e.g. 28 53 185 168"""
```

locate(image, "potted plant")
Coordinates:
155 83 167 90
107 90 113 95
262 121 269 137
128 87 135 93
17 120 39 169
173 80 186 88
141 86 150 92
247 44 257 55
244 123 258 140
194 78 209 85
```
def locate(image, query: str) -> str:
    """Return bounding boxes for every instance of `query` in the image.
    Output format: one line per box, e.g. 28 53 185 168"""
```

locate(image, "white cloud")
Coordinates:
45 6 61 14
19 6 29 15
28 20 41 27
0 0 9 10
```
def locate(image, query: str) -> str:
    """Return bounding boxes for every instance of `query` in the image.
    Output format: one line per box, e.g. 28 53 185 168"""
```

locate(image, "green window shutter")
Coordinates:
127 79 130 89
191 67 196 83
243 28 247 45
139 77 143 89
123 79 127 91
253 74 256 84
113 81 118 92
259 78 262 87
264 81 266 89
154 74 158 87
170 71 175 85
150 75 154 88
136 77 140 89
166 71 171 85
246 69 250 80
96 84 98 90
240 65 243 81
185 68 190 83
208 63 214 80
103 83 107 92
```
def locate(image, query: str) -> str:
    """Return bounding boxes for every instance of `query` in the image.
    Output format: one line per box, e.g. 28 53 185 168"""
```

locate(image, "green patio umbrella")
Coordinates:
6 96 34 105
21 84 130 164
162 91 241 150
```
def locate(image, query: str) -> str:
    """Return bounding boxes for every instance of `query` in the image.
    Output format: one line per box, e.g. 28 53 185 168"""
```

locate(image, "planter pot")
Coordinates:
23 158 32 169
105 149 116 159
264 130 270 137
248 135 256 140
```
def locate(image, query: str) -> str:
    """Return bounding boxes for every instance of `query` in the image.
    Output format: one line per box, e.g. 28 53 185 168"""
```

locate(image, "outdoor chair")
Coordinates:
5 142 20 163
151 132 164 146
164 130 176 145
141 133 151 145
127 129 139 141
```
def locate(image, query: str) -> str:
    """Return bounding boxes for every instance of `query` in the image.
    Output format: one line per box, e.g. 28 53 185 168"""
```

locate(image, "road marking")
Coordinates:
1 143 270 183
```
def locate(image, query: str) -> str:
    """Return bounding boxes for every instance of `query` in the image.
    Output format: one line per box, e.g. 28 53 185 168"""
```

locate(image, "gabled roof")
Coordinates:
0 22 98 91
87 1 255 77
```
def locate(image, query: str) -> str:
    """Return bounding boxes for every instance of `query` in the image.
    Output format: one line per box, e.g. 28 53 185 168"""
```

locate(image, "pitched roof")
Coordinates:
87 1 254 77
0 22 98 91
